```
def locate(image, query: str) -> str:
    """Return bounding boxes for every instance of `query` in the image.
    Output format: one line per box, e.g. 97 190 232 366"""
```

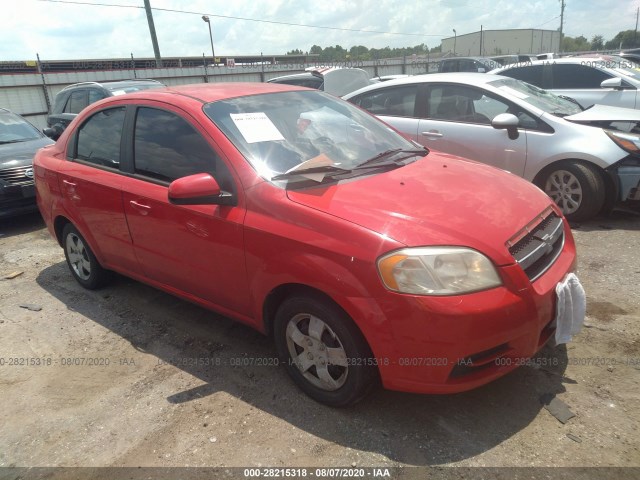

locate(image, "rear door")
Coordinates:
120 104 251 317
58 106 140 273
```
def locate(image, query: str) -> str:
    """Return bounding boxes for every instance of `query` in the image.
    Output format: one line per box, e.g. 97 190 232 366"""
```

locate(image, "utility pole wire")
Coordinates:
35 0 447 37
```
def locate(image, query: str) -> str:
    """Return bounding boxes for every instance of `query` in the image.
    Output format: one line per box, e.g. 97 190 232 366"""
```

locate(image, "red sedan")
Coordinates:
34 83 584 406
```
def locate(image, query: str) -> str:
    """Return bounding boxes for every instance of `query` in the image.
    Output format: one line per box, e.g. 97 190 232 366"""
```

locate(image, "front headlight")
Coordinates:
377 247 502 296
605 130 640 155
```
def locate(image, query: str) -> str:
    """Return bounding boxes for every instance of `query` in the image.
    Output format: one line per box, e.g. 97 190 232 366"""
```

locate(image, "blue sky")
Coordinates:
1 0 637 60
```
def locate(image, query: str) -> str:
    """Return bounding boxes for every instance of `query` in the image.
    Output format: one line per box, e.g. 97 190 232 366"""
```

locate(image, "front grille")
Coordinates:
0 166 34 186
507 207 565 282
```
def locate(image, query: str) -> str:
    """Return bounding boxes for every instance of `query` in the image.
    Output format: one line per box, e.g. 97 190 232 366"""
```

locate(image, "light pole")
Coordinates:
202 15 215 65
453 29 457 55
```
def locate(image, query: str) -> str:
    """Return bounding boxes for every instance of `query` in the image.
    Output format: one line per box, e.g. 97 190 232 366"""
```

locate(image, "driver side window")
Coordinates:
133 107 235 192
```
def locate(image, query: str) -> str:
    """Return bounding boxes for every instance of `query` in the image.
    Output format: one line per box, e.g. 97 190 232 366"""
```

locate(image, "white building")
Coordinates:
442 29 561 56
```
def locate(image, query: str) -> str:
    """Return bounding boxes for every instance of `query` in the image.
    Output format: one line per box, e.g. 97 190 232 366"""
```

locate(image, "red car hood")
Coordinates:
286 152 556 265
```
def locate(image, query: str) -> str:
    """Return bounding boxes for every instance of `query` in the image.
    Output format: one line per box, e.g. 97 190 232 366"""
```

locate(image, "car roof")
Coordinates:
490 56 629 72
442 56 488 61
267 72 318 82
343 72 502 98
61 79 163 92
97 82 310 104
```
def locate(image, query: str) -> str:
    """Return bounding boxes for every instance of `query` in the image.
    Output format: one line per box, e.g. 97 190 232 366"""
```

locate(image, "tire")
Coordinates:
537 161 605 222
274 294 377 407
62 224 110 290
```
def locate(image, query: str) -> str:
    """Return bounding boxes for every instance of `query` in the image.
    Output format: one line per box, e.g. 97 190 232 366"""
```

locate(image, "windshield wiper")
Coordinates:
271 165 352 181
0 139 29 145
355 148 427 169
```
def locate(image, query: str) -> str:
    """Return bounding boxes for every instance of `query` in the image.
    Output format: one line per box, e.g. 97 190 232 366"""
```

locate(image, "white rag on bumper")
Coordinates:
554 272 586 345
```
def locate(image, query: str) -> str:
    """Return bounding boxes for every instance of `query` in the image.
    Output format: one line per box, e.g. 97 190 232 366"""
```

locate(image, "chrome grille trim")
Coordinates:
0 166 34 186
507 208 565 282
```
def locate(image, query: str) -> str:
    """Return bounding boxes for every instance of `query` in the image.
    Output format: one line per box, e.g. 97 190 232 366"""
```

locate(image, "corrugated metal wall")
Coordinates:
0 59 425 130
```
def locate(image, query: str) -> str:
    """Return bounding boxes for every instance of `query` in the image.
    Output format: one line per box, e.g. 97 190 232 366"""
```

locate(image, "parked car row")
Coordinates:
8 60 638 407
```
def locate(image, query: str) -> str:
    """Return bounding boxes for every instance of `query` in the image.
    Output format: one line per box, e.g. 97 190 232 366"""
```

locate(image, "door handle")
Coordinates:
129 200 151 215
62 180 77 187
421 131 444 138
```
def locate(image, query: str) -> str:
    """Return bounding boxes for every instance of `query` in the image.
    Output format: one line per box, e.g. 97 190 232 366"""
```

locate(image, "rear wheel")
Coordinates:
274 294 377 407
62 224 110 289
537 161 605 222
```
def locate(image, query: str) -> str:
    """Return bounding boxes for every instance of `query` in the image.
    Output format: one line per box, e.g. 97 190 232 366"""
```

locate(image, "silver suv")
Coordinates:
46 79 165 138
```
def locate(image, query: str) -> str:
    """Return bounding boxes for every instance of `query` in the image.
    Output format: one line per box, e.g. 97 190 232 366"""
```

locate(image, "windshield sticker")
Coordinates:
498 86 529 100
230 112 285 143
110 90 127 96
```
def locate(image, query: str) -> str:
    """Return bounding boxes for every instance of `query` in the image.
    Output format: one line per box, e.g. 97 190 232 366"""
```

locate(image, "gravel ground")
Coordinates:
0 210 638 479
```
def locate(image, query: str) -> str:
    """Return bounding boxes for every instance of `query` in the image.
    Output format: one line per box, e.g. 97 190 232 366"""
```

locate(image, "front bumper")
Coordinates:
0 182 38 219
344 222 578 395
617 165 640 201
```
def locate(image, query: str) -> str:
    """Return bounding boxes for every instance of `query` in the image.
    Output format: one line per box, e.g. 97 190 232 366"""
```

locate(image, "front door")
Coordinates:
120 105 251 318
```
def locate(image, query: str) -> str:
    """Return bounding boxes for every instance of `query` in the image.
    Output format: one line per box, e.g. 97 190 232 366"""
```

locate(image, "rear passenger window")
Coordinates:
133 107 234 191
351 86 418 117
551 64 612 89
76 107 126 168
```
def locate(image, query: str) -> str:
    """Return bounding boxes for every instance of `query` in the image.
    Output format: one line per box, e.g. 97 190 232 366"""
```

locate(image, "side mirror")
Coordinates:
600 77 624 90
168 173 235 206
492 113 520 140
43 124 64 140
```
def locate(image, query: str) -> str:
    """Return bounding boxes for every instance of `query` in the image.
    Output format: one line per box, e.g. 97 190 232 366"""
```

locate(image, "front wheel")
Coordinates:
62 224 110 289
274 295 377 407
537 161 605 222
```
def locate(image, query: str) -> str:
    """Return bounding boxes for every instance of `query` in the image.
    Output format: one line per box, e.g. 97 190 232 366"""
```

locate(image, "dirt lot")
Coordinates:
0 210 638 476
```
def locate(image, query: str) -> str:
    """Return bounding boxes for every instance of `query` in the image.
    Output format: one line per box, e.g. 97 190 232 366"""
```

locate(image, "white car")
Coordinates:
490 57 640 110
344 73 640 221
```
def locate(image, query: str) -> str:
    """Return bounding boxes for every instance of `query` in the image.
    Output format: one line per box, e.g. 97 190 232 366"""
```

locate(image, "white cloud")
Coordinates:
0 0 635 61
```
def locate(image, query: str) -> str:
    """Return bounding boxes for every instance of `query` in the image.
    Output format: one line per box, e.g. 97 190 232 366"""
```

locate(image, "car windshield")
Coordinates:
609 61 640 80
0 110 42 144
204 90 421 183
488 78 582 116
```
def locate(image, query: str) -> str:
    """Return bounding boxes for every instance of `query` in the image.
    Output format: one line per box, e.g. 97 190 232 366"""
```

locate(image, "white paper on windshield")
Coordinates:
230 112 284 143
111 90 127 96
498 86 529 100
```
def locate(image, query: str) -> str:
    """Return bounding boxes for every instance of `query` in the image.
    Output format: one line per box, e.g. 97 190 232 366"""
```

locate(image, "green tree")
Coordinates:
562 35 590 52
604 30 640 49
591 35 604 50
